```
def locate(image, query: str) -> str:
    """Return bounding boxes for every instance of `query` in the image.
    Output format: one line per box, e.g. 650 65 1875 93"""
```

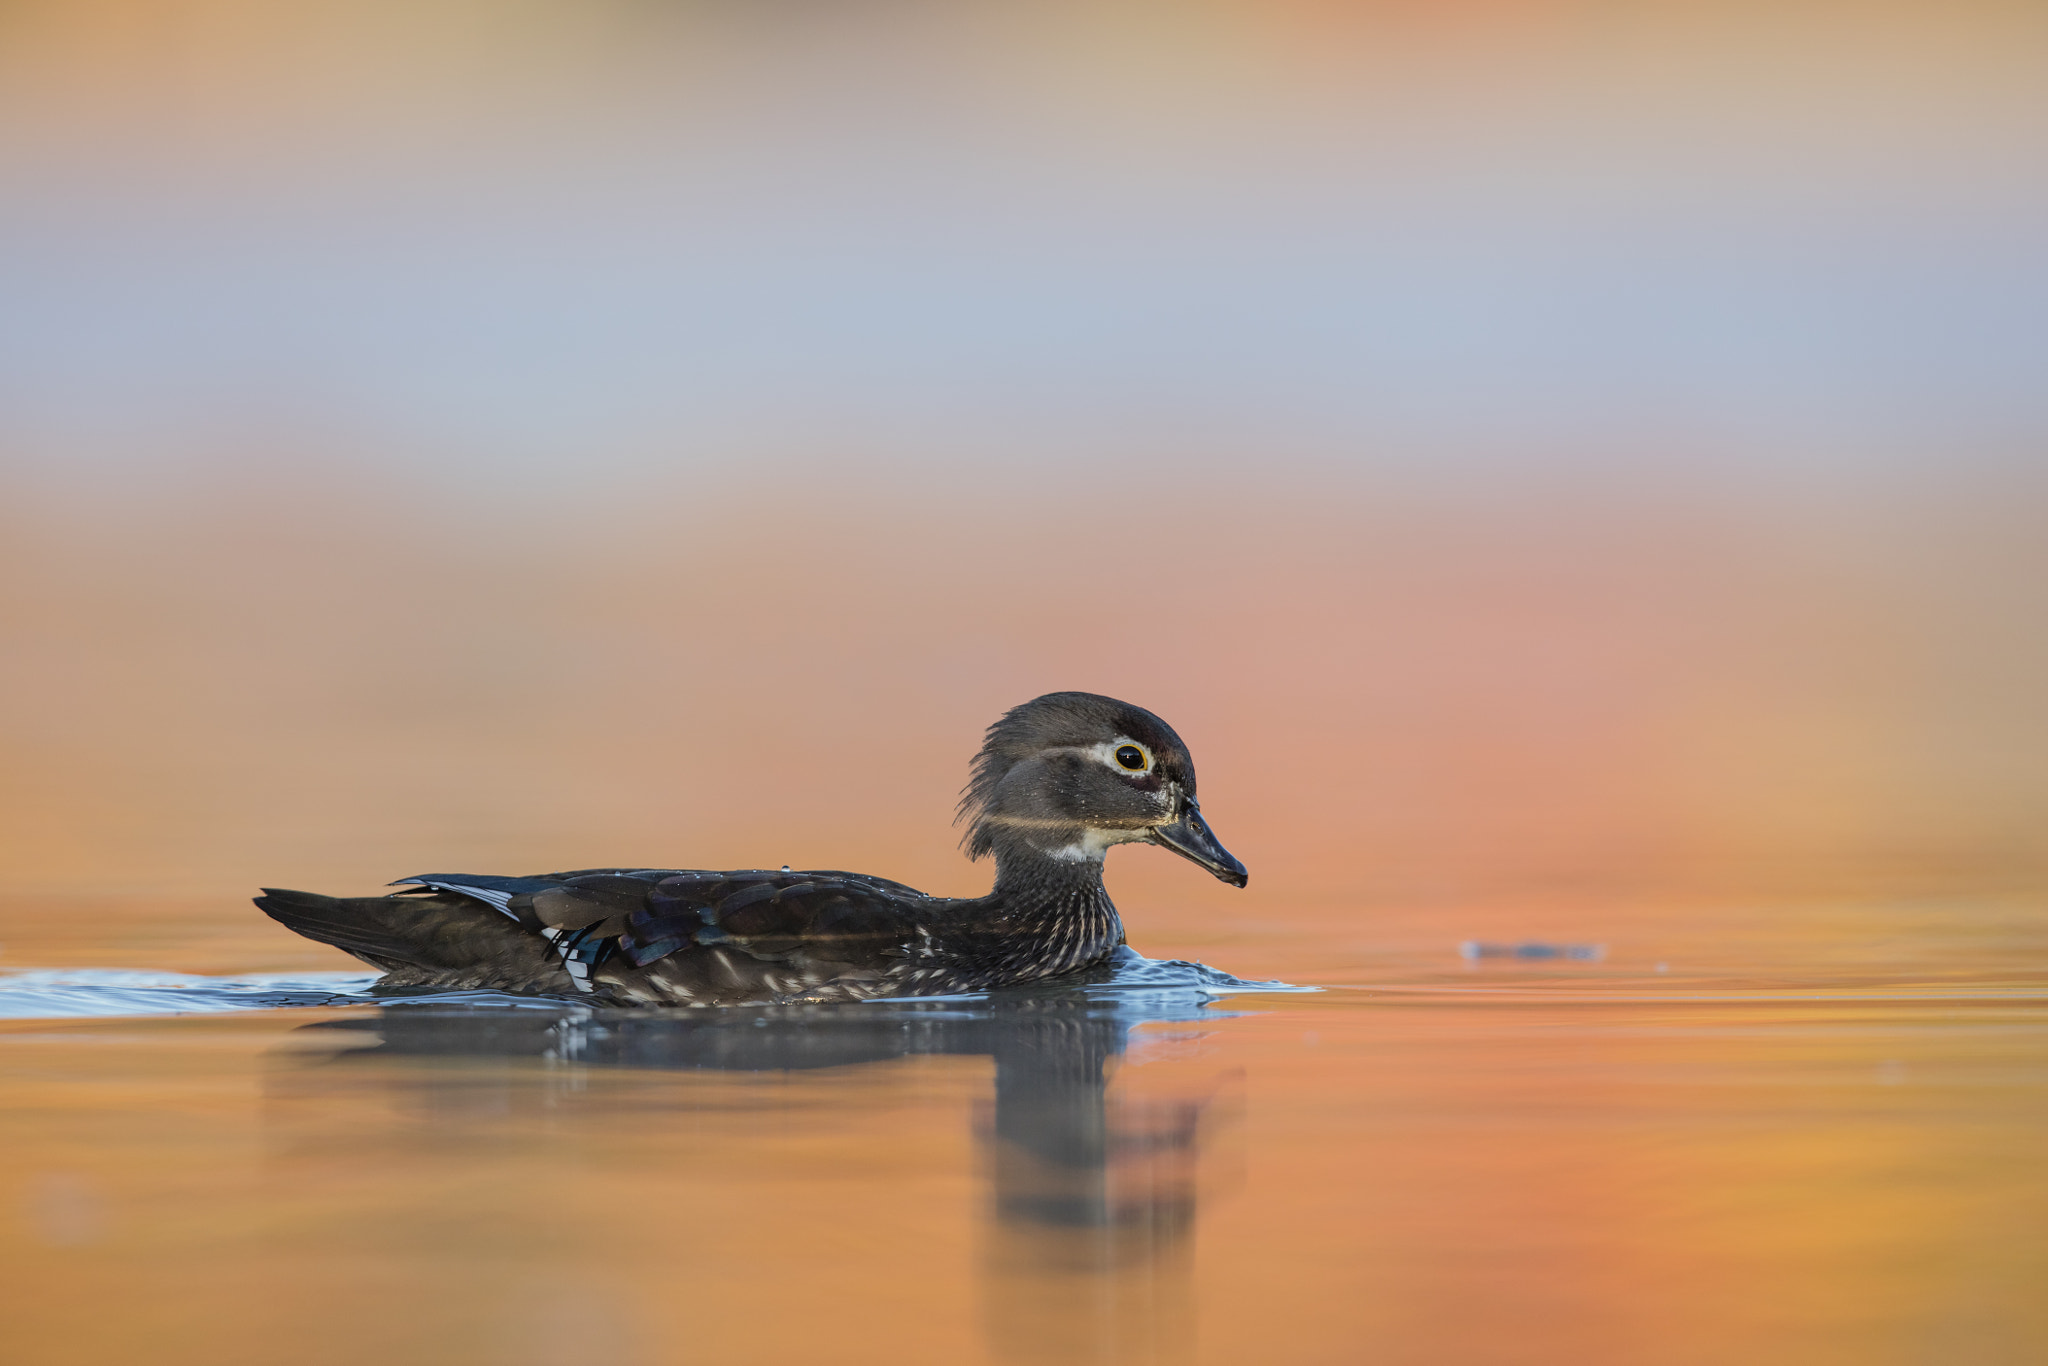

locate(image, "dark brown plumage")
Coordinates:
256 692 1247 1007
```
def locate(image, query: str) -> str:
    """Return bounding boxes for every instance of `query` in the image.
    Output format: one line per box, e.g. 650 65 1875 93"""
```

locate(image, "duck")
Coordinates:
255 691 1247 1007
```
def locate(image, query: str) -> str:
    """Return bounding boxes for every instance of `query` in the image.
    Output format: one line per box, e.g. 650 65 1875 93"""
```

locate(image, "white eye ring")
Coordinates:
1108 741 1152 774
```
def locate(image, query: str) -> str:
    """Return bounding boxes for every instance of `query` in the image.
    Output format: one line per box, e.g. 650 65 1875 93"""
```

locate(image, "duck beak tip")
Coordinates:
1149 808 1248 889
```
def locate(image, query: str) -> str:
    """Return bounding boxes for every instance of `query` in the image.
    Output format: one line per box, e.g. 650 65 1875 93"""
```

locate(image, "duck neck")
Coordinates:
984 843 1123 952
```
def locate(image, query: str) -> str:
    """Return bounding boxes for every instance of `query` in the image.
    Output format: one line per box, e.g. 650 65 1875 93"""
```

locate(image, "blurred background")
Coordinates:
3 0 2046 974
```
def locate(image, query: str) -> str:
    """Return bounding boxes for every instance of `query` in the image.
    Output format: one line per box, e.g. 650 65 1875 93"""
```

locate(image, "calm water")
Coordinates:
6 1 2047 1359
4 905 2048 1366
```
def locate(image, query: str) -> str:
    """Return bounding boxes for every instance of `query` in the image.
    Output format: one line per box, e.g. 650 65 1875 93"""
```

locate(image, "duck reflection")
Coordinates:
283 984 1233 1363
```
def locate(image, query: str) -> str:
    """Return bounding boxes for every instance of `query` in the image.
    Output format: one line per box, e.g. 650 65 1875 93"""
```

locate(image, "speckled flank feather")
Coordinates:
256 692 1243 1007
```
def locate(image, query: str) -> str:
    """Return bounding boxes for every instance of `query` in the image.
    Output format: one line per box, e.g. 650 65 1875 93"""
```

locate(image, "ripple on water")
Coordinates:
0 969 383 1019
0 947 1310 1021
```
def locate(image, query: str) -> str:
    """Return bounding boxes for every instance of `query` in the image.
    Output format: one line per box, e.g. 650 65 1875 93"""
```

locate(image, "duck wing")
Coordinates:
615 870 931 967
394 868 937 1001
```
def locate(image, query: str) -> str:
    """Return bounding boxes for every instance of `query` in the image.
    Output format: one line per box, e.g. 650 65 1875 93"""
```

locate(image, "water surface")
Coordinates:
4 900 2047 1366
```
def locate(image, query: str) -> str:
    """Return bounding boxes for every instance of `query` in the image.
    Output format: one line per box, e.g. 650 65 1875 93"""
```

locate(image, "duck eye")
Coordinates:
1114 745 1148 771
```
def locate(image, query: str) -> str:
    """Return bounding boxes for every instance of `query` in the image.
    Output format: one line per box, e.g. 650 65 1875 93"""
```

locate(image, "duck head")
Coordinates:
959 692 1248 887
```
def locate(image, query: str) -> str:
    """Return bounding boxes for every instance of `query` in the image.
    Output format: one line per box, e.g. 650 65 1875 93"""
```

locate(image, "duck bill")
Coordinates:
1150 804 1249 887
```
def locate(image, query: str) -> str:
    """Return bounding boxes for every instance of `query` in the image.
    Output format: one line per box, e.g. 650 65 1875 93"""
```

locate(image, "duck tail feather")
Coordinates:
254 887 461 972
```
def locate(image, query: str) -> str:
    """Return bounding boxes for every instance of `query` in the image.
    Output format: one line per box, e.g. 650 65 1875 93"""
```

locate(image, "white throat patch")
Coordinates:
1045 826 1151 863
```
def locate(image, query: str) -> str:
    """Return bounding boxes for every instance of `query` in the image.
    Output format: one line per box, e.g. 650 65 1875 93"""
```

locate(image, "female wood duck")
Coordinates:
256 691 1246 1007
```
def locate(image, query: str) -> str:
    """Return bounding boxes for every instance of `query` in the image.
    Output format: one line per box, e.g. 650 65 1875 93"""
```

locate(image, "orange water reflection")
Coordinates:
4 970 2047 1365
